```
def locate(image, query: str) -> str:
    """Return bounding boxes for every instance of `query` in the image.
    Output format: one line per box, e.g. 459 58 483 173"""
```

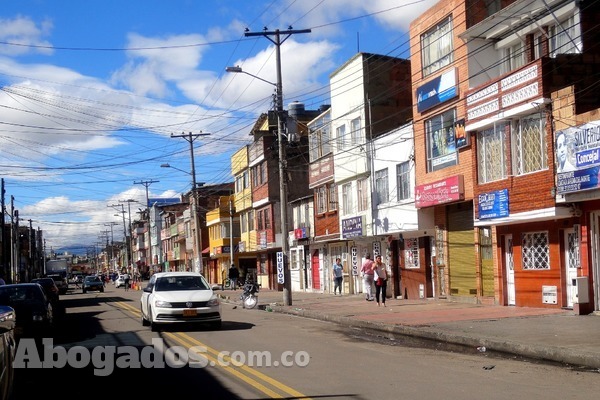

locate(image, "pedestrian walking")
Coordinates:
123 272 131 291
360 253 375 301
228 264 239 290
332 258 344 295
372 254 388 306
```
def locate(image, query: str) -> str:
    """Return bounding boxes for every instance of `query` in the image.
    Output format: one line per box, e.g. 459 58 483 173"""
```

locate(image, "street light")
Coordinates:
226 66 278 88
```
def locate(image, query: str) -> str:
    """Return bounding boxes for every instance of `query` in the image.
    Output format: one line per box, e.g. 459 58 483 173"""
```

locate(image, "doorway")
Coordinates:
504 235 515 306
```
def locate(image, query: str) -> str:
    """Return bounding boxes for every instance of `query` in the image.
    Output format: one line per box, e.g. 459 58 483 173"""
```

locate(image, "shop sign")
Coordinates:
478 189 509 219
415 175 464 208
416 68 458 113
342 216 363 238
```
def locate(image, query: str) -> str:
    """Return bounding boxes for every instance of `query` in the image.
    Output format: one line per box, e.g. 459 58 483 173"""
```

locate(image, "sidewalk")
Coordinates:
219 289 600 370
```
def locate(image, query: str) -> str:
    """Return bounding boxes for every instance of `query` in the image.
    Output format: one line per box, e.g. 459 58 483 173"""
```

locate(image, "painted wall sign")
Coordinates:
342 216 363 238
416 68 458 113
478 189 509 219
415 175 464 208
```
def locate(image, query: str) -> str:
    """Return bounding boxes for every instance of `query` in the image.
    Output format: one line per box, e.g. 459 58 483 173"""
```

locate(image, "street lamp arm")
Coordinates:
161 163 191 176
226 66 277 87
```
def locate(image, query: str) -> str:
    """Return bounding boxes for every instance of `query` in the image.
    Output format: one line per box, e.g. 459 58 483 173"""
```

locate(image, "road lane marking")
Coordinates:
113 299 310 399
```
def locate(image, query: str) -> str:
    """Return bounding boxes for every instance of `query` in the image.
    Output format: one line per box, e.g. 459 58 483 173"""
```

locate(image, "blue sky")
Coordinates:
0 0 436 253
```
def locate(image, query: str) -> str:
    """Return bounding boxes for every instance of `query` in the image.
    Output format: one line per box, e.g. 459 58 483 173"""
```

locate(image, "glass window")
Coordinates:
351 117 362 145
503 41 525 74
317 186 327 214
511 114 547 175
264 209 270 229
342 183 352 215
477 122 508 183
396 162 411 201
248 210 254 231
329 184 337 211
549 14 581 57
336 125 347 151
357 178 369 212
374 169 389 204
421 15 454 77
426 108 458 172
404 238 420 269
309 122 332 162
257 210 263 231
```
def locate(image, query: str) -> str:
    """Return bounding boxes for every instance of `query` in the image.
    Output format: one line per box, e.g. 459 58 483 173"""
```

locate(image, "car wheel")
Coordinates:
148 307 158 332
141 306 150 326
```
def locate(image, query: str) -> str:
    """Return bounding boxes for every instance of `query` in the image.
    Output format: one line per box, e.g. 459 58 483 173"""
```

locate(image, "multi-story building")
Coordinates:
206 194 239 284
410 0 600 312
331 53 413 295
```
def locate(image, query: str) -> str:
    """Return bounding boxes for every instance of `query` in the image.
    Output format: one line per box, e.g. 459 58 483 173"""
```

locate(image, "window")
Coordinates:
396 162 411 201
421 15 453 77
350 117 362 145
336 125 347 151
521 231 550 270
374 169 389 204
549 14 581 57
477 122 508 183
257 210 263 231
235 174 244 192
342 183 353 215
503 41 525 74
241 212 248 233
317 186 327 214
248 210 254 231
357 178 369 212
533 32 545 59
309 120 332 162
512 114 547 175
426 108 457 172
252 162 266 187
329 184 337 211
264 209 270 229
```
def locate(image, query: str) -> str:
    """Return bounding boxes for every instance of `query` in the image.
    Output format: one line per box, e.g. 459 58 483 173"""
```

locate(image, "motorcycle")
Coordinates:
240 280 260 309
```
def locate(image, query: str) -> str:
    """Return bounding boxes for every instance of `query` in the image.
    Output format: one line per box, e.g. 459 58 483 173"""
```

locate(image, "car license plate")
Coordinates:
183 309 197 317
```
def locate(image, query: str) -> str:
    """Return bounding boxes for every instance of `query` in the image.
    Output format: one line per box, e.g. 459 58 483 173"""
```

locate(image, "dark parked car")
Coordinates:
0 284 53 337
0 306 16 400
82 276 104 293
31 278 60 304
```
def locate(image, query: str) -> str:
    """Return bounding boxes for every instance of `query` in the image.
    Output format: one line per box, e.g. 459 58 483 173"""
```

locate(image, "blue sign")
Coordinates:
148 198 180 207
557 166 600 194
342 216 363 238
478 189 509 220
416 69 458 113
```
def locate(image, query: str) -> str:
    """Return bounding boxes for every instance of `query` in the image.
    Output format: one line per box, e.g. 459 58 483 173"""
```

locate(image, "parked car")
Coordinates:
114 274 126 288
0 305 16 400
0 283 54 337
48 274 68 295
31 278 60 304
82 276 104 293
140 272 221 331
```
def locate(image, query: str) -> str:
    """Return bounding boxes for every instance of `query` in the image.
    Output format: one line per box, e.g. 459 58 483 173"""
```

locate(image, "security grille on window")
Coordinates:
477 122 508 183
375 168 389 204
521 231 550 270
404 238 420 269
421 15 454 77
512 114 547 175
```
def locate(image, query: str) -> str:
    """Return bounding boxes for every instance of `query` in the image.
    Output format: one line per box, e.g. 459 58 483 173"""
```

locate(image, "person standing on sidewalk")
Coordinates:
372 254 388 306
228 264 239 290
332 258 344 295
361 253 375 301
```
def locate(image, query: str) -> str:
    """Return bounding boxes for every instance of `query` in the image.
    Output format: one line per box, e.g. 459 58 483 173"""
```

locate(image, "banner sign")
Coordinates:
478 189 509 219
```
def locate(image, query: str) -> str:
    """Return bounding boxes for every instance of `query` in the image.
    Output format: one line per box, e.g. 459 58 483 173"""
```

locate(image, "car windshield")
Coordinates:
0 286 43 303
154 276 209 292
85 276 101 283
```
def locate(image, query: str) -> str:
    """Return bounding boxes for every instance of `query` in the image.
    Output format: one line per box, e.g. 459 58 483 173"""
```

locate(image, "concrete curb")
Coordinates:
267 304 600 369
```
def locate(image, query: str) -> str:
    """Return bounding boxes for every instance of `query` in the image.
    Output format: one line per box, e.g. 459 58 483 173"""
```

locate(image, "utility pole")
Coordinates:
1 178 5 281
245 27 311 306
109 204 128 270
120 199 137 273
229 198 235 268
169 132 210 276
134 179 159 270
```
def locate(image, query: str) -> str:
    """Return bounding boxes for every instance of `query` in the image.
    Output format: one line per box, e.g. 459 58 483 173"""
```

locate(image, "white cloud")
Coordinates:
0 15 54 56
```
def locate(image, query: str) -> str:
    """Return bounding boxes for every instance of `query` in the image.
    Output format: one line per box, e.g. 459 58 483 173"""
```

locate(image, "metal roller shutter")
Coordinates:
448 203 477 297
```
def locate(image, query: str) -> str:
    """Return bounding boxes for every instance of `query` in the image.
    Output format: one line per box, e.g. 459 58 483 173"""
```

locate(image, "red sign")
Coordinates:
294 228 307 239
415 175 464 208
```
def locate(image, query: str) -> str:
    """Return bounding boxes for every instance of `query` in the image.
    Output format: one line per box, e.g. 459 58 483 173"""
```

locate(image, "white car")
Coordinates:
140 272 221 331
114 275 126 288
